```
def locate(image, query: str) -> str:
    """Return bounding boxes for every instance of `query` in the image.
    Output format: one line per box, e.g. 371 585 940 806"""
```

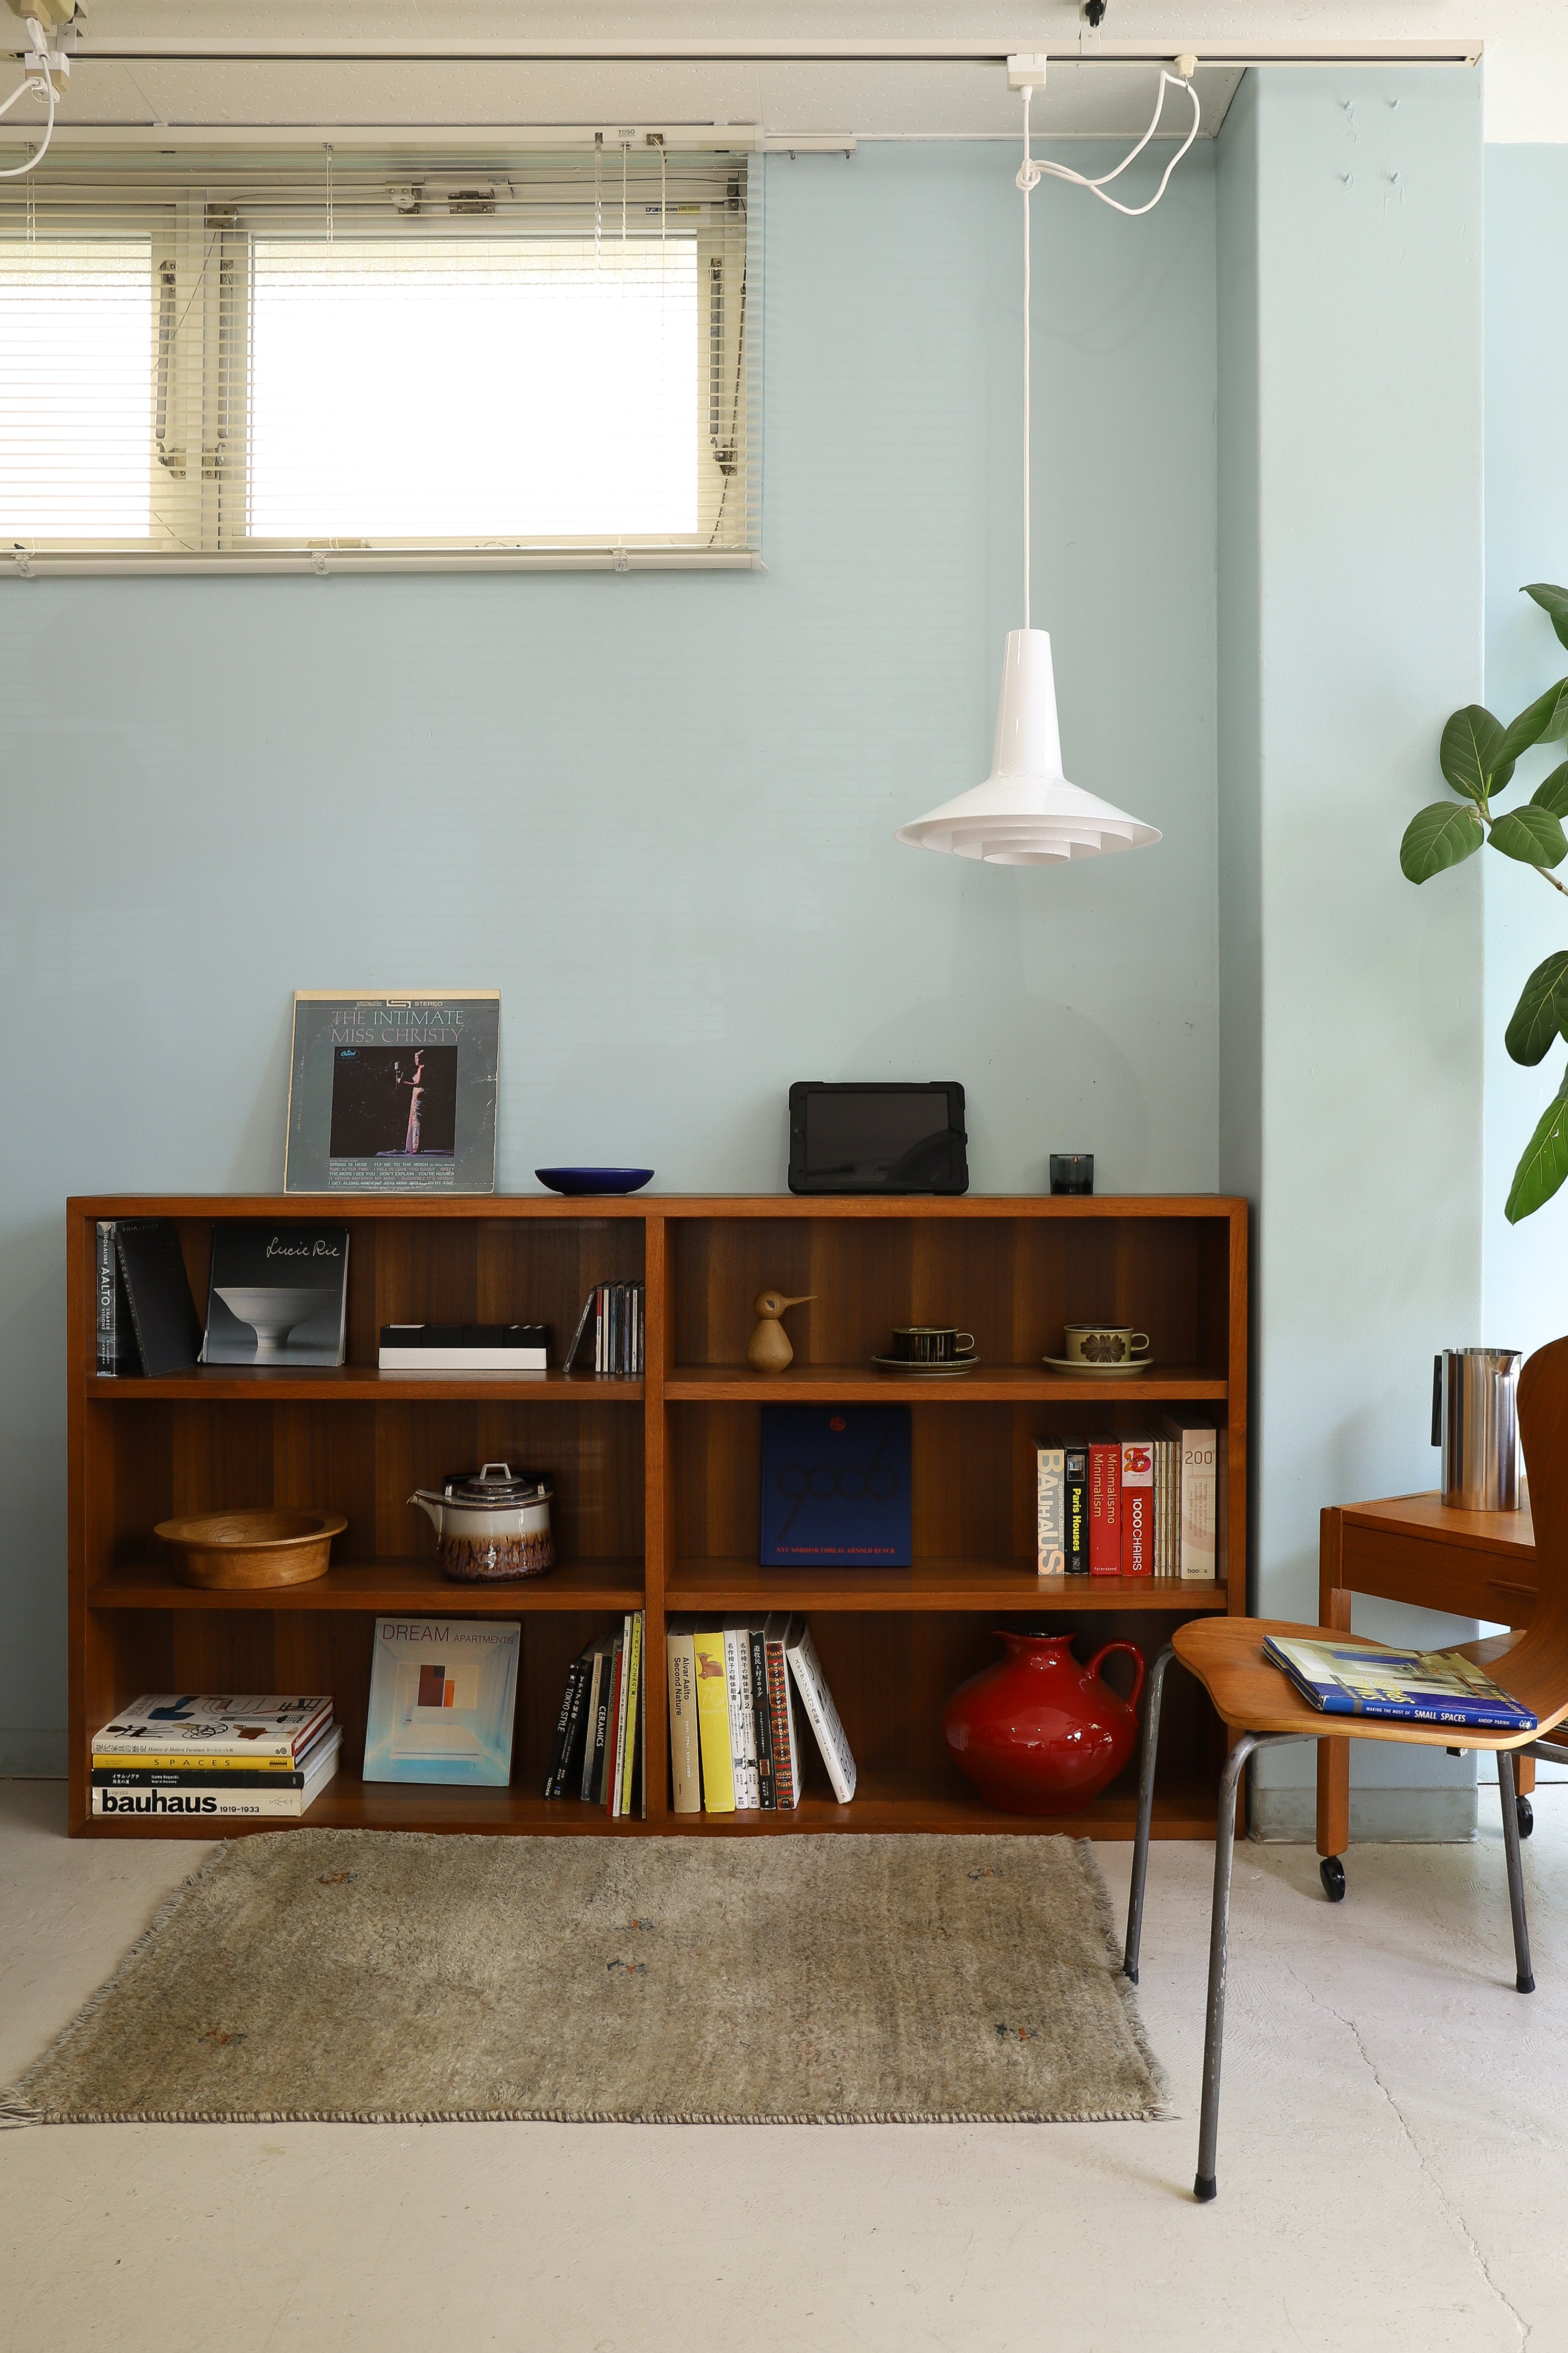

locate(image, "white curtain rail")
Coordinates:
4 550 767 577
1 36 1484 65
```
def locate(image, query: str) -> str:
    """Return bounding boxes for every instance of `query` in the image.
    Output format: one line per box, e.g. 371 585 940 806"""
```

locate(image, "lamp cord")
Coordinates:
1034 68 1200 219
1020 87 1038 632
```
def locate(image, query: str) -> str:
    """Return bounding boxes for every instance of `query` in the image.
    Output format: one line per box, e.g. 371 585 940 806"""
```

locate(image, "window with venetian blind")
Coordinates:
0 143 759 571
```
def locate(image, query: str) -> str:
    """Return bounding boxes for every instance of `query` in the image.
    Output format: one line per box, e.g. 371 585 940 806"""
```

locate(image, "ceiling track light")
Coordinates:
896 53 1199 867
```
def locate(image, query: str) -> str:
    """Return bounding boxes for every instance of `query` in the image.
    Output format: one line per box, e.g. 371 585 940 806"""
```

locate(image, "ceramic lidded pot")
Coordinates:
409 1462 555 1583
942 1630 1145 1814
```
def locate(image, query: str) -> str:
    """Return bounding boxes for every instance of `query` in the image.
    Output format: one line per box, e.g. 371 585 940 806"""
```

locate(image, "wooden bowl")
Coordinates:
154 1509 347 1590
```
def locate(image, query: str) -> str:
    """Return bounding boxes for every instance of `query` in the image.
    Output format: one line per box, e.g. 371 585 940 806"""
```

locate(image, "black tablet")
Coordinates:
787 1082 968 1195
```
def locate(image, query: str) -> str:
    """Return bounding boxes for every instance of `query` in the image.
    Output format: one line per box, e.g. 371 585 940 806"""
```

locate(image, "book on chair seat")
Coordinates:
1262 1636 1537 1733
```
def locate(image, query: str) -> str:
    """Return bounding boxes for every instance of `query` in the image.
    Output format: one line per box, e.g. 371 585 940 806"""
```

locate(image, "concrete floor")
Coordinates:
1 1781 1562 2353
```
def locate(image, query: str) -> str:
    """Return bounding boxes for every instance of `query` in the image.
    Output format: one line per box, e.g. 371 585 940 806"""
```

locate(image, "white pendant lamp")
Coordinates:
896 57 1195 866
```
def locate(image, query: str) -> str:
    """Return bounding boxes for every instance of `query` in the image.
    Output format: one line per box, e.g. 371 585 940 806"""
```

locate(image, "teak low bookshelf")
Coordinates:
67 1193 1248 1842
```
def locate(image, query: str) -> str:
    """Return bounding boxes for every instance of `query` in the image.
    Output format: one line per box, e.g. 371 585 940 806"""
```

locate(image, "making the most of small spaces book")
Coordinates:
759 1405 912 1567
91 1693 341 1817
1263 1637 1538 1733
363 1616 521 1784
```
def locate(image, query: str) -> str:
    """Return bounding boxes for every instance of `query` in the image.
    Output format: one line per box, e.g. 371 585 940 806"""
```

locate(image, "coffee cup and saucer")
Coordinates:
1044 1323 1152 1377
873 1325 980 1377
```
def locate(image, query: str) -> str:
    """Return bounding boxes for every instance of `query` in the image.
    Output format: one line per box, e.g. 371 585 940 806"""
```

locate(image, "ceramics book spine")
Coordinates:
666 1619 701 1815
1120 1436 1154 1576
1088 1439 1121 1574
764 1613 802 1809
1036 1445 1065 1575
1163 1419 1219 1580
785 1618 857 1803
1064 1445 1090 1576
583 1639 616 1801
722 1624 760 1808
692 1627 735 1812
749 1625 777 1810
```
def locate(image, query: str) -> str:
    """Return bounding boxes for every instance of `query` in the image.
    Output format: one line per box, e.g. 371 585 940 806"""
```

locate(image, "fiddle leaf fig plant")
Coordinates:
1401 583 1568 1223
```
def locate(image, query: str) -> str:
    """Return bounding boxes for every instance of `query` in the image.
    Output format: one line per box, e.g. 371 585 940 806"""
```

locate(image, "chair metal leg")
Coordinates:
1498 1748 1535 1995
1194 1729 1311 2204
1123 1643 1176 1986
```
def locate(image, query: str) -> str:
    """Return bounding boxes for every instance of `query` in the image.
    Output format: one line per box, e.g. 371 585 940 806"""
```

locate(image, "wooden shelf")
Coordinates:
665 1362 1226 1402
666 1558 1231 1612
87 1558 645 1613
77 1765 1220 1842
67 1192 1249 1840
85 1367 642 1403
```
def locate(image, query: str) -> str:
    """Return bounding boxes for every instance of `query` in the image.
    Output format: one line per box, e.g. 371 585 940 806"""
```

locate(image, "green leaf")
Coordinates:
1505 952 1568 1066
1525 582 1568 653
1497 679 1568 764
1488 806 1568 867
1532 762 1568 818
1505 1072 1568 1222
1399 801 1484 882
1439 705 1514 803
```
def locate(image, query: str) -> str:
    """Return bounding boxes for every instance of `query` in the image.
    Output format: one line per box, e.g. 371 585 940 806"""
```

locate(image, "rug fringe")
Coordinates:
16 2103 1170 2126
1074 1835 1177 2123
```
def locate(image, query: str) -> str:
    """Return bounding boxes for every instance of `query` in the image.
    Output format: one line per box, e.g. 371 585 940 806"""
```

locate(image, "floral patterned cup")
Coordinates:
1062 1324 1150 1365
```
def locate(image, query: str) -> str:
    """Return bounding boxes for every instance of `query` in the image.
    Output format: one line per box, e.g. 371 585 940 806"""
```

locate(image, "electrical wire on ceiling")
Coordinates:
0 5 74 179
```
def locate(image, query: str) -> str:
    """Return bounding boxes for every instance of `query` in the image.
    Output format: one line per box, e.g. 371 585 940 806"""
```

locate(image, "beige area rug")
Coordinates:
2 1830 1169 2125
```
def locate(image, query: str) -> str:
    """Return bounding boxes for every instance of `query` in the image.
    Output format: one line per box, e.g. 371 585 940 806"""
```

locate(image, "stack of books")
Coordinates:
1036 1422 1220 1579
667 1614 855 1813
543 1611 646 1815
564 1283 645 1376
91 1693 341 1818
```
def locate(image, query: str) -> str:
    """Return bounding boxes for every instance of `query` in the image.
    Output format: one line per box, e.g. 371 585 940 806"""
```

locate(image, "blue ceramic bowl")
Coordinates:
535 1167 655 1196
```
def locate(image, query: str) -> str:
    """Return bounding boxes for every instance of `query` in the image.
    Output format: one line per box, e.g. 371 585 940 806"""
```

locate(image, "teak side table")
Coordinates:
1317 1491 1539 1856
68 1191 1248 1841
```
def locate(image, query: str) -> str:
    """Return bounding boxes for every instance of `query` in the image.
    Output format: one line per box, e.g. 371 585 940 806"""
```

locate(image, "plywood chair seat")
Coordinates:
1125 1333 1568 2207
1170 1615 1565 1753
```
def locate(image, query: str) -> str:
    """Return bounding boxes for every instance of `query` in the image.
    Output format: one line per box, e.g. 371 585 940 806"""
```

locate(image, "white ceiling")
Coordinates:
13 0 1552 145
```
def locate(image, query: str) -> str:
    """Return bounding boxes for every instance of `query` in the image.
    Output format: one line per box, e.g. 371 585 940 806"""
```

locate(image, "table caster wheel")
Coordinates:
1320 1855 1346 1902
1517 1795 1534 1839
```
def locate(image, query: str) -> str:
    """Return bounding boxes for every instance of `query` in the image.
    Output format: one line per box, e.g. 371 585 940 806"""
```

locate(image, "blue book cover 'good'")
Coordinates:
759 1405 912 1567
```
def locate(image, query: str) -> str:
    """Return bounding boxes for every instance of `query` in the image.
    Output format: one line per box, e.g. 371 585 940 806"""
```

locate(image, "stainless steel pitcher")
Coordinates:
1431 1348 1522 1511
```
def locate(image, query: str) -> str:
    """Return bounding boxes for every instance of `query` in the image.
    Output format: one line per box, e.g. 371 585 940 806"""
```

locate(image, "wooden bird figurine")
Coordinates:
747 1289 815 1374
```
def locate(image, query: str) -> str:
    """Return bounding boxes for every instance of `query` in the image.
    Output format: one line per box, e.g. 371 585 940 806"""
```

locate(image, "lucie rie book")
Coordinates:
203 1222 349 1367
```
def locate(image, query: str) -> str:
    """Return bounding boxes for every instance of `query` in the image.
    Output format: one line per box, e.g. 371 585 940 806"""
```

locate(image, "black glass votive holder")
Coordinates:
1050 1153 1094 1197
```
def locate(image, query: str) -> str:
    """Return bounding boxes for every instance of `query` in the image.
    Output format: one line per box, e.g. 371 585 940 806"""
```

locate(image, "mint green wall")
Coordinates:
0 142 1221 1766
1483 148 1568 1357
1217 70 1487 1832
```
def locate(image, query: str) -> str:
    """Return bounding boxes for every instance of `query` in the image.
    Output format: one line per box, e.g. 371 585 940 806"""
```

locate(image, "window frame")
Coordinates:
1 146 760 576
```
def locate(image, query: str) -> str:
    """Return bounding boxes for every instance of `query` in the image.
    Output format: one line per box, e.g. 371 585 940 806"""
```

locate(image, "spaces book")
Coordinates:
363 1616 521 1784
203 1222 349 1366
284 991 499 1194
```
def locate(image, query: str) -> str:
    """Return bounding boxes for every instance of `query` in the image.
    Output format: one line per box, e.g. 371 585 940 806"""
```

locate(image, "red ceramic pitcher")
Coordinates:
942 1630 1147 1815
